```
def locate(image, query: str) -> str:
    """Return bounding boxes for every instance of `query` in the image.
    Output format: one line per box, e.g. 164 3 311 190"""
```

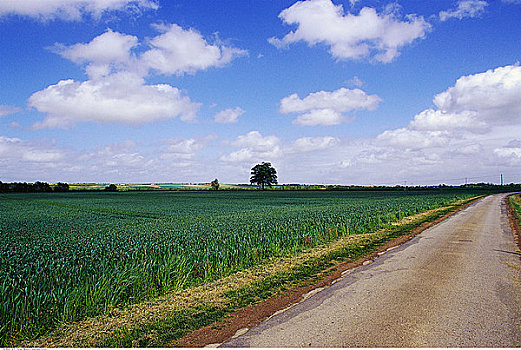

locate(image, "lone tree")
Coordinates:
211 178 219 190
104 184 118 191
250 162 277 190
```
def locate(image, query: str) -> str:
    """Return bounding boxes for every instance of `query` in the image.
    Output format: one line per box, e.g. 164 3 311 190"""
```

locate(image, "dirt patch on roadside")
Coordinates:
175 197 482 348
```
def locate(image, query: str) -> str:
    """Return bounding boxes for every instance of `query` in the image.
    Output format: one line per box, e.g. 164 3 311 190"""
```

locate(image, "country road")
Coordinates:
222 194 521 347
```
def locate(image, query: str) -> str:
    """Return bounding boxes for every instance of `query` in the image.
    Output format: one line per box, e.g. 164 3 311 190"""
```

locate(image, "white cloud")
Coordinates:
280 88 380 113
28 72 200 128
347 76 364 87
439 0 488 21
31 24 247 129
408 109 487 133
214 107 245 124
31 24 248 129
7 64 521 185
494 139 521 165
54 24 247 78
287 136 340 152
141 24 248 76
221 131 282 163
53 29 139 79
0 136 68 182
0 0 158 21
433 64 521 124
293 109 346 126
377 128 450 150
160 137 214 160
280 87 381 126
378 64 521 149
220 148 256 163
90 141 147 168
218 132 345 184
0 105 22 117
229 131 281 151
354 63 521 184
269 0 430 63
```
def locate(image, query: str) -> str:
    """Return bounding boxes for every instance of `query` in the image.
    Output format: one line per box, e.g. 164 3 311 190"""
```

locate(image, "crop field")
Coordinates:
0 190 481 345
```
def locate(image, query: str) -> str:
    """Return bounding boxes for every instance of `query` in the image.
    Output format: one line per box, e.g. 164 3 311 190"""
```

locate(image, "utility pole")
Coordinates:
500 173 503 186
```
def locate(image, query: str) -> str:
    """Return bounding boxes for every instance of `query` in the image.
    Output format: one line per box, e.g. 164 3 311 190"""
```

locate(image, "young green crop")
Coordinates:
0 190 481 345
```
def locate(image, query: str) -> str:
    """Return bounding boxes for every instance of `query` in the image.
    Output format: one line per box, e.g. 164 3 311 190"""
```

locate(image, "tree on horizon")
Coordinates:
250 162 277 190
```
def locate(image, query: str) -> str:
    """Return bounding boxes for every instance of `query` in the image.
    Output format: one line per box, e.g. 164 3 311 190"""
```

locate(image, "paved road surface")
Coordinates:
222 194 521 347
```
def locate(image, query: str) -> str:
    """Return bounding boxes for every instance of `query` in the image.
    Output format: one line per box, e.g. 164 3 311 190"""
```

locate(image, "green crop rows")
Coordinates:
0 190 479 345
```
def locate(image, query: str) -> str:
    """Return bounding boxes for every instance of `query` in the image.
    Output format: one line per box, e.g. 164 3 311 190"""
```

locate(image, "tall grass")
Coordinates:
0 190 480 345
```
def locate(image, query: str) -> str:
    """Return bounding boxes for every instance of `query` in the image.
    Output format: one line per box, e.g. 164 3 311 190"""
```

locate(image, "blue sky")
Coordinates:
1 0 521 185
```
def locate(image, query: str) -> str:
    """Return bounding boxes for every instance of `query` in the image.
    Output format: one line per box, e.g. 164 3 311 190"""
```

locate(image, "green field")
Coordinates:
0 190 481 345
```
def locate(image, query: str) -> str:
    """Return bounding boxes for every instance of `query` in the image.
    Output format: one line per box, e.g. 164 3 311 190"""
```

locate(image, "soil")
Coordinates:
174 197 482 348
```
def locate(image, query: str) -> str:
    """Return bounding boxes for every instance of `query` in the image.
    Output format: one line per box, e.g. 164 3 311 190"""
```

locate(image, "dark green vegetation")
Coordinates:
0 181 69 193
1 190 482 345
250 162 278 190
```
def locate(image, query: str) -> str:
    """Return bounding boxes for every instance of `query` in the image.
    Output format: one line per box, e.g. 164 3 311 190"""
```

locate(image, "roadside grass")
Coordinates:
23 195 482 348
508 194 521 225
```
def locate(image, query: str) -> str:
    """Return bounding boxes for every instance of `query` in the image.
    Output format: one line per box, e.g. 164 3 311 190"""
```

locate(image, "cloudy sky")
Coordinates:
1 0 521 185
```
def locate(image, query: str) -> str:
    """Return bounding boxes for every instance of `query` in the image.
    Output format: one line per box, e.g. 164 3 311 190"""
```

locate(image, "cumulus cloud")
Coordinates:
54 24 247 78
433 64 521 124
439 0 488 21
31 24 247 128
53 29 139 79
269 0 430 63
214 107 245 124
220 131 282 163
408 109 487 133
349 63 521 184
280 87 381 126
377 64 521 149
142 24 248 76
0 0 158 21
28 72 200 128
0 105 22 117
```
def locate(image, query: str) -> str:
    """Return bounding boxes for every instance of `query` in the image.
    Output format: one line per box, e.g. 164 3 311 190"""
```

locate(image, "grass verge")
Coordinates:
508 194 521 224
507 194 521 246
23 196 482 348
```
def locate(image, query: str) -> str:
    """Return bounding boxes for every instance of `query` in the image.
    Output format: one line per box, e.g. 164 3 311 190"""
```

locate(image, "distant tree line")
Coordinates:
0 181 69 193
324 183 521 192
